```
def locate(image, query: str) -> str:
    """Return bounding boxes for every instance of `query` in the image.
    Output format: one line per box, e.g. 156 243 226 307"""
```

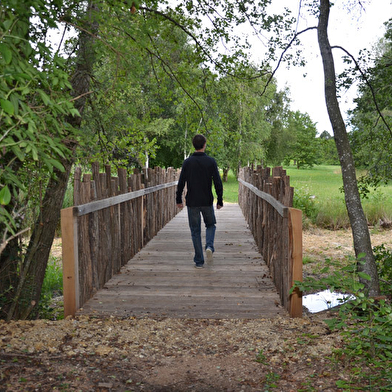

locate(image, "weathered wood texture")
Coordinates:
78 204 285 319
61 164 180 317
238 166 303 317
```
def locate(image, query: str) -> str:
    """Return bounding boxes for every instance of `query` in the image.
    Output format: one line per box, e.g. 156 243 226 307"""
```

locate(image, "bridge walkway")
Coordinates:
78 204 284 319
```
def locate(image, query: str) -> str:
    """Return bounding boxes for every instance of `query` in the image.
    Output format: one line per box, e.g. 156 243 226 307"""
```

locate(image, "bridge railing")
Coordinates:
61 163 179 317
238 166 303 317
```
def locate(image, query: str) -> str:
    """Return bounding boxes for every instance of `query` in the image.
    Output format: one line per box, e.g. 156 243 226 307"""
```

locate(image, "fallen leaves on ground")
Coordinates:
0 313 347 391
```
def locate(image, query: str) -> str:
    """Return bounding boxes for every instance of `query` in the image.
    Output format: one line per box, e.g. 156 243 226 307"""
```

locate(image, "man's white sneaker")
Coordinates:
206 248 213 265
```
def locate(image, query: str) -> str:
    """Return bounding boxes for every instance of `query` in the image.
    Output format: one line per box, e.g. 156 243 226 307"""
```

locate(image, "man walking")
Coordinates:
176 134 223 268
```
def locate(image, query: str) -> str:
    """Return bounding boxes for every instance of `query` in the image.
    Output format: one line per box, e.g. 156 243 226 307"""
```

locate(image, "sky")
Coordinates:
267 0 392 135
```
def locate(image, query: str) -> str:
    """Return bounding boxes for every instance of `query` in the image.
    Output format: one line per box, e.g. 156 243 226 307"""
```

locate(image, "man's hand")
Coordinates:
177 203 184 209
217 204 223 210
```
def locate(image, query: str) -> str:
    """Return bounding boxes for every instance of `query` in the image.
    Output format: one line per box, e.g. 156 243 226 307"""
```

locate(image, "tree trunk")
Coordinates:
6 0 98 320
0 158 24 318
222 167 229 182
317 0 380 296
6 155 75 320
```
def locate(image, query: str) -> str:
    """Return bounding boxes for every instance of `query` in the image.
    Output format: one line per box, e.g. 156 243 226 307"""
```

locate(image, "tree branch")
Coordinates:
139 6 222 71
139 5 254 80
333 45 392 140
0 227 30 260
259 26 317 96
58 18 122 57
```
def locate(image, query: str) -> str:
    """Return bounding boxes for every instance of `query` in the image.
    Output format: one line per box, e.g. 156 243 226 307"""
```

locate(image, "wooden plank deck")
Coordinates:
78 204 285 319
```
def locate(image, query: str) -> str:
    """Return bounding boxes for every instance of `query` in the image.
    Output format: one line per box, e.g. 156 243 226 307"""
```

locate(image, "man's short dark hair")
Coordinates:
192 134 206 150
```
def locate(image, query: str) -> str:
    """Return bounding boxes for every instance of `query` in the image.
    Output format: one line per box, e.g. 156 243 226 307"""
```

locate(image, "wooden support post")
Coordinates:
289 207 303 317
61 207 79 318
141 184 145 247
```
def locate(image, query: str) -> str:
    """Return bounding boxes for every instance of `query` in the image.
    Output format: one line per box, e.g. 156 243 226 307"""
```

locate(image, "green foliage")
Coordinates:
255 349 267 364
283 111 318 169
169 0 297 78
76 1 296 174
79 9 220 171
0 0 77 239
373 244 392 297
38 256 63 320
62 179 74 210
316 136 339 165
262 371 281 390
212 73 274 174
0 185 11 205
294 256 363 297
264 89 293 167
292 186 318 224
349 21 392 184
362 188 391 226
293 255 392 390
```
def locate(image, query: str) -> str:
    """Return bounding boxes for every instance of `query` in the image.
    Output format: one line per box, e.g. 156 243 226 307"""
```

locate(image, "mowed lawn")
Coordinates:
220 165 392 228
285 165 392 227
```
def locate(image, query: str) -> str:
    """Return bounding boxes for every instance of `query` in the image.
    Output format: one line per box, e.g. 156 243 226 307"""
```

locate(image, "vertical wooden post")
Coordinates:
281 207 290 311
289 207 303 317
61 207 79 318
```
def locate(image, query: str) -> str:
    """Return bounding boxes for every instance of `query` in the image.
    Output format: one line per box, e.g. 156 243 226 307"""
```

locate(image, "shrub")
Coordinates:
373 244 392 297
293 186 318 224
38 256 63 320
293 254 392 390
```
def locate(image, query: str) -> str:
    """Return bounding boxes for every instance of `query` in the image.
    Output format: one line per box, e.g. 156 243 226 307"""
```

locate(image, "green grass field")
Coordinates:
220 165 392 229
286 165 392 228
221 171 239 204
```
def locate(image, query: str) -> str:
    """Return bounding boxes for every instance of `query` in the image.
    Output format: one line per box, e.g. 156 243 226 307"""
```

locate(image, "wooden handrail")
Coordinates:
76 181 178 216
61 165 179 317
238 178 287 217
238 166 303 317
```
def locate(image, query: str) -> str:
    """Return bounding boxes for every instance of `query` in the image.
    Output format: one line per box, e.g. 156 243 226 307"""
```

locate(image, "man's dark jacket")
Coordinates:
176 152 223 207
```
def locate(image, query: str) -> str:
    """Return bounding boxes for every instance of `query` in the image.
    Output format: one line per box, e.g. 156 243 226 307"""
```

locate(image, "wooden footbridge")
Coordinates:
61 164 302 319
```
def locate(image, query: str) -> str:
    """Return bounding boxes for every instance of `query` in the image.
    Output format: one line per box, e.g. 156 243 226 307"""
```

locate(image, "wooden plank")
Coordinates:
80 295 282 319
289 207 303 317
77 204 285 319
78 175 92 305
61 207 79 318
105 279 276 289
118 168 129 267
89 286 279 296
73 167 81 206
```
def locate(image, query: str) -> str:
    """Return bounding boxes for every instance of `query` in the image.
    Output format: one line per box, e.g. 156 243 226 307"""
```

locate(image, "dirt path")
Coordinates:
1 228 390 391
0 314 343 391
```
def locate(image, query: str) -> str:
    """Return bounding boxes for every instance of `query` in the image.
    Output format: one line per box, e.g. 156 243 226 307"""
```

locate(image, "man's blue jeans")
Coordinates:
187 205 216 266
